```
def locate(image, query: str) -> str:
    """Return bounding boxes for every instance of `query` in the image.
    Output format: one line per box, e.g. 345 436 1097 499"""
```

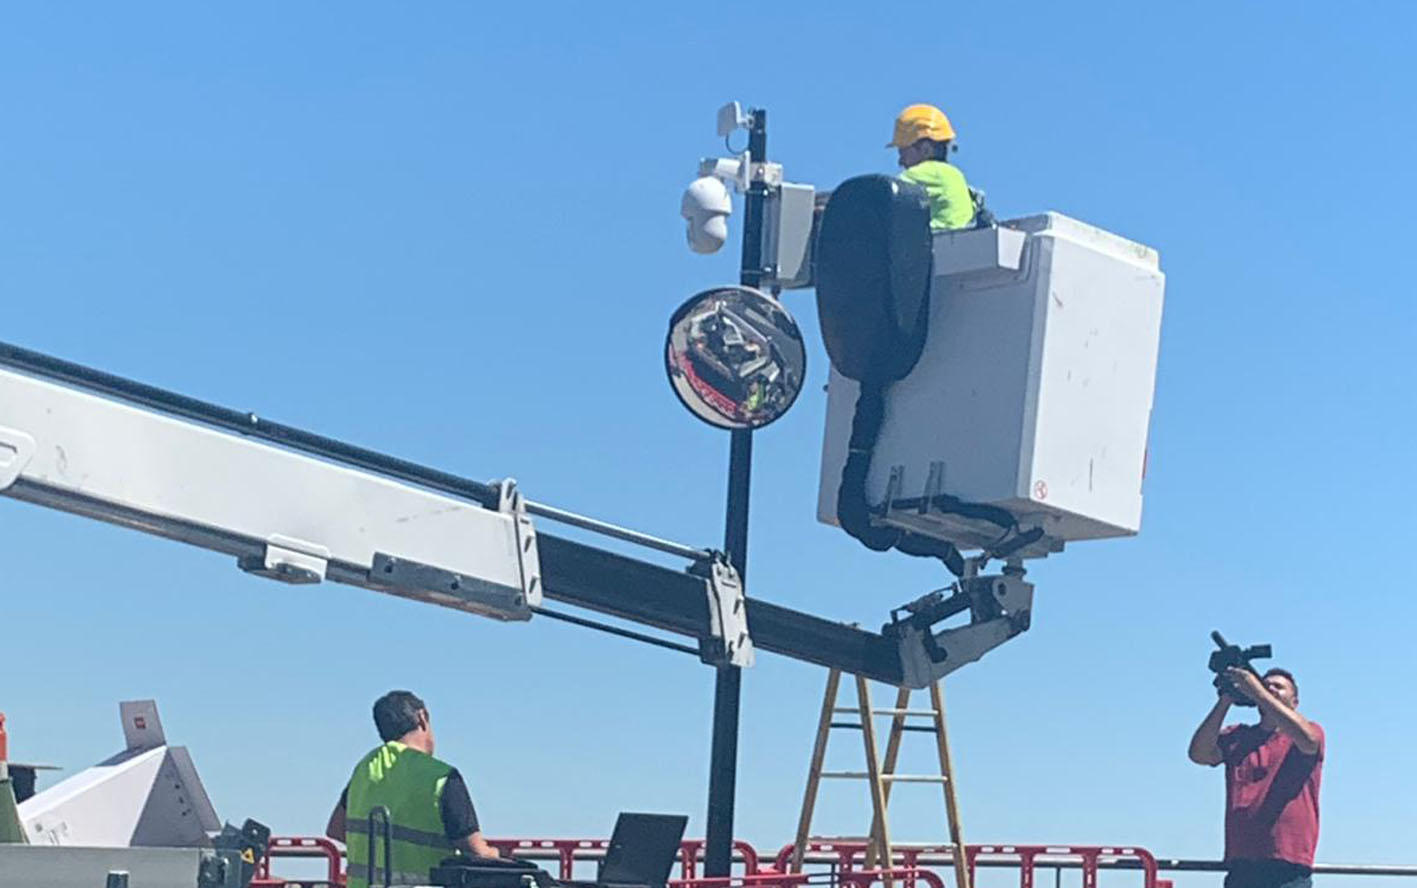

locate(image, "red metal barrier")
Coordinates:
488 838 763 881
968 846 1157 888
771 842 1159 888
254 835 1157 888
254 835 764 886
672 867 948 888
252 835 345 887
677 840 763 879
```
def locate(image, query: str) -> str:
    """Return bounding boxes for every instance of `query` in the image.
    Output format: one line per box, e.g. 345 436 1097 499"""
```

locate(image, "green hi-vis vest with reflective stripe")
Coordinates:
345 742 455 888
900 160 975 231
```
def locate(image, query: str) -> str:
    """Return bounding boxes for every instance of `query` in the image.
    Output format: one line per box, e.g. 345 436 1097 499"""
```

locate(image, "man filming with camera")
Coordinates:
1189 659 1325 888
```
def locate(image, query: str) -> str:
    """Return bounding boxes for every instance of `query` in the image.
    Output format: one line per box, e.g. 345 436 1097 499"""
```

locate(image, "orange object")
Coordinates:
887 104 957 148
0 711 8 761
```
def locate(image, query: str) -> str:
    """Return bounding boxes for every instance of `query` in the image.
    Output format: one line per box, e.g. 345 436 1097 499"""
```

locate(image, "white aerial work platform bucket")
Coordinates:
818 213 1166 557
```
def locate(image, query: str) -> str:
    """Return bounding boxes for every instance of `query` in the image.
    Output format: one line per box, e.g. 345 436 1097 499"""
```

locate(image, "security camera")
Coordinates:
681 175 733 254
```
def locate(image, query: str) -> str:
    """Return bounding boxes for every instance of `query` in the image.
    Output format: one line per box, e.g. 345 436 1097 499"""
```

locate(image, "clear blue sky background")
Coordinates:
2 4 1414 887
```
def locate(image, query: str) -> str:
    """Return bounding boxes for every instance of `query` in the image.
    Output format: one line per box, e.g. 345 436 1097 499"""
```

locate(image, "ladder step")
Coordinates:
829 722 937 734
832 708 939 717
817 772 949 783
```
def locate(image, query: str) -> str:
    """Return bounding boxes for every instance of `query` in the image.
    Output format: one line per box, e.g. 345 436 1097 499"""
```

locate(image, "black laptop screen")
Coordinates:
600 813 689 887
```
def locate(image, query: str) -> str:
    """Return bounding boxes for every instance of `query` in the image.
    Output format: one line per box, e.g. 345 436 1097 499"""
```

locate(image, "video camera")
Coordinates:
1208 630 1272 707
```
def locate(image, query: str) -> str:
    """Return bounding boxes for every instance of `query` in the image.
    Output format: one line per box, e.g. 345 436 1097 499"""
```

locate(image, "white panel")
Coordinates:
776 182 816 287
1023 226 1164 532
128 748 218 847
0 367 538 618
120 700 165 751
19 747 165 846
18 701 221 849
164 747 221 836
19 748 219 848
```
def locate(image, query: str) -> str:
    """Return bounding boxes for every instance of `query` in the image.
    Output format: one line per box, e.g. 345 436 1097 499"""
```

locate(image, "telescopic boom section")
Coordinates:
0 350 541 621
0 341 907 682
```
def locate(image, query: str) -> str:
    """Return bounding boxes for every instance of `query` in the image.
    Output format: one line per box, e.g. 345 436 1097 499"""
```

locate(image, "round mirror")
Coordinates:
665 286 806 430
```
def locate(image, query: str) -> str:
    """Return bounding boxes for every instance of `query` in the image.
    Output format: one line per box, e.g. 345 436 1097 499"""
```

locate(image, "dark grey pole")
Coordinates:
705 107 768 880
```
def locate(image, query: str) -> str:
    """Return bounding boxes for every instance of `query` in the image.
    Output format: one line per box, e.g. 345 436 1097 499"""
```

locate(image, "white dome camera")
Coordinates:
680 175 733 254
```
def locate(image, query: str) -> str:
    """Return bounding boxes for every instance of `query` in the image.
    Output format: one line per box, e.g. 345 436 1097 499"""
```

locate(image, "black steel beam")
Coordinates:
746 597 903 684
538 533 904 685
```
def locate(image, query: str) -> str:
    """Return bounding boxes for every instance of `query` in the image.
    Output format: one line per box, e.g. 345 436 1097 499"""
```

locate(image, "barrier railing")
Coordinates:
252 835 344 887
772 843 1158 888
488 838 763 881
672 868 949 888
252 836 764 886
253 835 1417 888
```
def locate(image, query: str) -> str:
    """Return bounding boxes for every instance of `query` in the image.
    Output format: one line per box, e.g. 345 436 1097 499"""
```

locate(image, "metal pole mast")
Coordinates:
704 107 768 879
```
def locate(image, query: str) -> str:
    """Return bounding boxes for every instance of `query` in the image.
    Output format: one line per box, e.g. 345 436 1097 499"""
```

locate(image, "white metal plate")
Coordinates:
0 367 538 618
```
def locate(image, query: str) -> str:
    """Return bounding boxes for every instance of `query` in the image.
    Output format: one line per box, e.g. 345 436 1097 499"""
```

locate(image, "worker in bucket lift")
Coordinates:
328 691 500 888
888 104 977 231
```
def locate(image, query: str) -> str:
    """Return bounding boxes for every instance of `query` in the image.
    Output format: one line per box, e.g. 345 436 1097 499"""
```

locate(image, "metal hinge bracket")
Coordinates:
495 477 543 609
695 555 754 668
238 534 329 584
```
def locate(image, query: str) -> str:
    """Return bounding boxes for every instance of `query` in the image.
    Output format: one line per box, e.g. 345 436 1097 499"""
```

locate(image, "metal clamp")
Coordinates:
697 556 754 668
749 161 784 187
238 534 329 584
496 478 543 609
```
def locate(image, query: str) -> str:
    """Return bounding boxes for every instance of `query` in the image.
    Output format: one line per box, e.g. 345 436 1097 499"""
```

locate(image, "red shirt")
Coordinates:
1219 721 1324 867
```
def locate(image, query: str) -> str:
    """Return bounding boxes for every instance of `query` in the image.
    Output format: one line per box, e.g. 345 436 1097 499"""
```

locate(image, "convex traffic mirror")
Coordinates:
665 286 806 431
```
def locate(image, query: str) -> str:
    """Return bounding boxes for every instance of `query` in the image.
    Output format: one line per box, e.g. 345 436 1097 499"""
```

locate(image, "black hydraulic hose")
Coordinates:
835 376 967 578
836 381 898 553
885 493 1017 534
895 533 966 577
992 526 1045 559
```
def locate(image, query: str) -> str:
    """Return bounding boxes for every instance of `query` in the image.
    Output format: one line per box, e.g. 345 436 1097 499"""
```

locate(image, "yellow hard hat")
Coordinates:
887 104 956 148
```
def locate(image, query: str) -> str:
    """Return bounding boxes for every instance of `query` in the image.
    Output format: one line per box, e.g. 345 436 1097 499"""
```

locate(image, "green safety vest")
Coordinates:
900 160 975 231
345 742 456 888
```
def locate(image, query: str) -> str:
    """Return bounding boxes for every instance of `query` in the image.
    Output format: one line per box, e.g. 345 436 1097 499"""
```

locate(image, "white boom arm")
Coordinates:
0 338 999 684
0 364 541 620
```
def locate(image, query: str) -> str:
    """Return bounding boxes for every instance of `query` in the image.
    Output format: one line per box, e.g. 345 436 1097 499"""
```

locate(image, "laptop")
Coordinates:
566 812 689 888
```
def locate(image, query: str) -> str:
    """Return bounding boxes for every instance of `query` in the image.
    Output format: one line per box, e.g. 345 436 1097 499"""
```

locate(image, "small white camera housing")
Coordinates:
680 175 733 254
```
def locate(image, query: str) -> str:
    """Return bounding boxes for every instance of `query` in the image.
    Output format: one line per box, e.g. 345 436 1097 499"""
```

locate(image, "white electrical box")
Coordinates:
818 213 1165 553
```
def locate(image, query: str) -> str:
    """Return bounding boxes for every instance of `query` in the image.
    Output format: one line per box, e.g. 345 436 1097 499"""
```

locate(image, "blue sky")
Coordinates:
2 3 1414 886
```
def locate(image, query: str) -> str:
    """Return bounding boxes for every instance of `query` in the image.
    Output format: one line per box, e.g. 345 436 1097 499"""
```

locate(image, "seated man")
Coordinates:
328 691 500 888
888 103 977 231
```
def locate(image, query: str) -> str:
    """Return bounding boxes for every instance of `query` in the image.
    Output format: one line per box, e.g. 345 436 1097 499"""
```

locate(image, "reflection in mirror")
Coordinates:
665 286 806 431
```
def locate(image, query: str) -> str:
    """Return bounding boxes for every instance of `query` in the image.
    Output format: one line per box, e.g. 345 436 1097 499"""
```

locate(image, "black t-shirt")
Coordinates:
340 768 480 842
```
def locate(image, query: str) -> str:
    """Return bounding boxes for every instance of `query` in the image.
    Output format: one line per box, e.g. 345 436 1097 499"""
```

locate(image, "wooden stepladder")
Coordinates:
789 669 970 888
